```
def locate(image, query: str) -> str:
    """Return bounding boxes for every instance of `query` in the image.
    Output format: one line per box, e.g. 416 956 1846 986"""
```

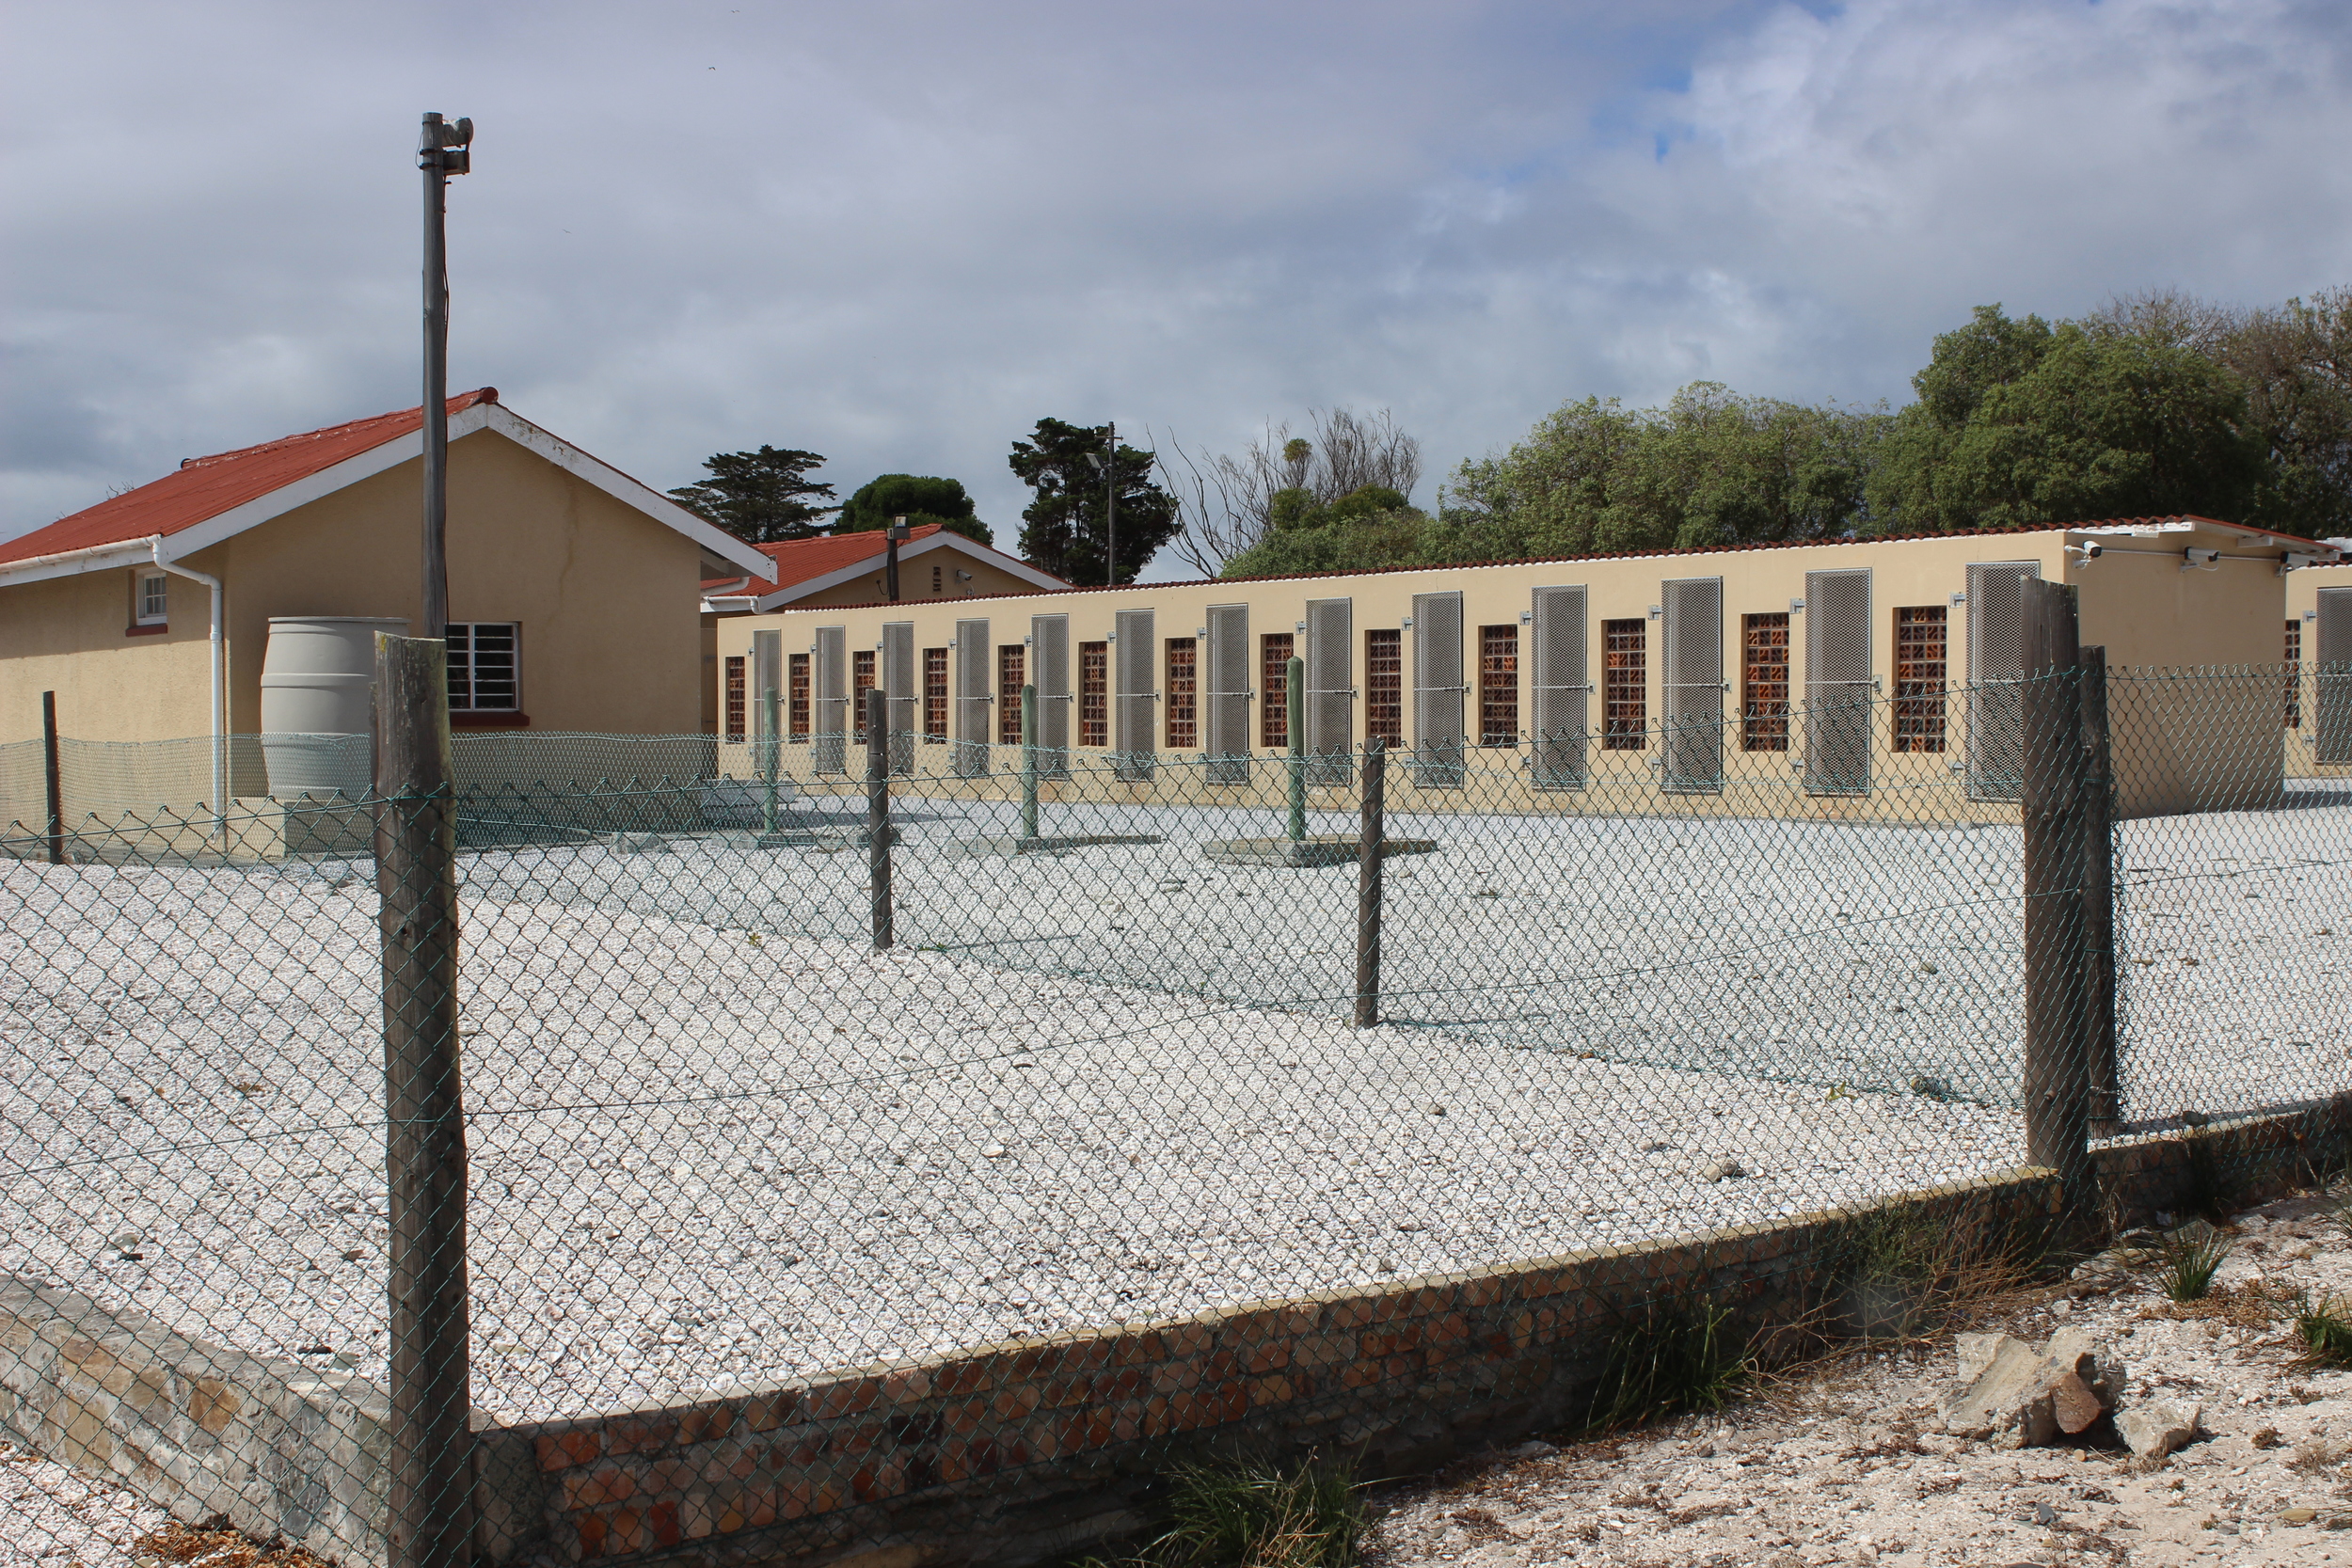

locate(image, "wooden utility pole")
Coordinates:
2019 580 2093 1217
1355 739 1386 1029
372 633 472 1568
2079 645 2119 1137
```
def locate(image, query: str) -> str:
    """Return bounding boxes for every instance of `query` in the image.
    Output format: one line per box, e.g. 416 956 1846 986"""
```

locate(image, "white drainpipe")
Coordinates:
151 540 227 845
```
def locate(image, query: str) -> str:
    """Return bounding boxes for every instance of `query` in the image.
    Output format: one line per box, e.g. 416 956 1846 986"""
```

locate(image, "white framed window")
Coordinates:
134 571 168 626
446 622 520 711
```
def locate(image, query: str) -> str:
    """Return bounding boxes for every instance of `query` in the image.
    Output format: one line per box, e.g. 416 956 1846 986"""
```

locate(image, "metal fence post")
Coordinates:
1356 738 1385 1028
1286 654 1308 842
372 633 473 1568
867 688 893 950
41 690 67 866
1021 683 1040 841
2079 646 2119 1138
2019 581 2092 1218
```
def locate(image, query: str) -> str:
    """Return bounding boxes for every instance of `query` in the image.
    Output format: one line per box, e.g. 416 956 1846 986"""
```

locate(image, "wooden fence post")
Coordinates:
372 633 472 1568
41 690 67 867
867 687 893 950
1356 738 1385 1028
2079 646 2119 1137
2019 581 2093 1218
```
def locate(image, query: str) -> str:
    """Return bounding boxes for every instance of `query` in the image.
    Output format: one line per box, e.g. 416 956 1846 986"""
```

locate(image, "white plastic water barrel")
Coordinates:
260 617 410 797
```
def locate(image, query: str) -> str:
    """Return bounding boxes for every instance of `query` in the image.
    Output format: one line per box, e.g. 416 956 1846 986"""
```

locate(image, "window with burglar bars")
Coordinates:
1366 629 1403 745
1741 612 1789 751
1166 639 1198 749
724 657 746 742
1895 607 1948 752
852 649 877 738
1080 641 1108 746
998 646 1025 744
1261 633 1294 749
924 648 948 739
1603 618 1646 749
2287 619 2303 729
788 653 810 737
1479 626 1518 746
446 622 519 711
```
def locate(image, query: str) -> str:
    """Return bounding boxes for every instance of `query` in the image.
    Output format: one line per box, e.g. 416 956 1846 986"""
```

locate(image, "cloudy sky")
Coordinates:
5 0 2346 574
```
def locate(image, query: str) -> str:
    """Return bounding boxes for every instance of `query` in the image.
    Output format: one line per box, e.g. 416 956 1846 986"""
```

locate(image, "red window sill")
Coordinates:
452 711 531 729
125 624 168 638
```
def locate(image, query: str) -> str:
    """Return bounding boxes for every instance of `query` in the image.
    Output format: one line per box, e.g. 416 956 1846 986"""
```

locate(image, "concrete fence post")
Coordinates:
372 633 473 1568
1356 738 1386 1029
1020 683 1040 841
1287 653 1308 843
867 688 893 951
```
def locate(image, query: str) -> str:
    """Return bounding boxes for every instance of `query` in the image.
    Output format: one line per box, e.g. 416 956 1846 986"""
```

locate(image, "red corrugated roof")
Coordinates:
700 524 952 596
0 389 498 567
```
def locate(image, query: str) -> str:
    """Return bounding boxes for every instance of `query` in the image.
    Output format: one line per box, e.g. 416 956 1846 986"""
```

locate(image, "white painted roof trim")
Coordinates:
0 400 771 589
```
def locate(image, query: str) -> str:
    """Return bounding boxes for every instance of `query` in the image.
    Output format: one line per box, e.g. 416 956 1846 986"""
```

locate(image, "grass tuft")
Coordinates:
2293 1291 2352 1368
2153 1224 2232 1302
1080 1454 1366 1568
1586 1293 1750 1433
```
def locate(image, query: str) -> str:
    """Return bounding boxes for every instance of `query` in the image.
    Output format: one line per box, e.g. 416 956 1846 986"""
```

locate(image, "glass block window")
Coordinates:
1741 612 1790 752
924 647 948 738
1080 641 1108 746
1365 629 1403 746
1602 618 1645 750
1165 639 1198 749
1479 625 1518 746
1894 606 1947 753
446 622 519 711
788 653 811 738
998 646 1025 745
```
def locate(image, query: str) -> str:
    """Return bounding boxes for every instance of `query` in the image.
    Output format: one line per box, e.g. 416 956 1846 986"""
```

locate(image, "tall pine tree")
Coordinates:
1008 419 1179 585
669 446 840 545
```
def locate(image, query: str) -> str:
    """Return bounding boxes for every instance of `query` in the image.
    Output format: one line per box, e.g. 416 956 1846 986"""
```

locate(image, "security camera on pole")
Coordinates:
419 112 473 641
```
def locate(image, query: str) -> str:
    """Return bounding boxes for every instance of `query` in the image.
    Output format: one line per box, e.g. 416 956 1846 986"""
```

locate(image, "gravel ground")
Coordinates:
6 853 2026 1423
1 1436 168 1568
1365 1191 2352 1566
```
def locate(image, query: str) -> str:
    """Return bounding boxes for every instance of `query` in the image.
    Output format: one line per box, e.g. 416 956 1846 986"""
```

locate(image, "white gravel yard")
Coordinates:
5 855 2026 1423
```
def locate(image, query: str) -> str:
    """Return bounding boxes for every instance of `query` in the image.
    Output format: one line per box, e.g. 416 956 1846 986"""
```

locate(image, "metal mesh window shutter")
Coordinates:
1305 598 1354 785
1032 614 1072 778
2318 588 2352 765
1530 586 1588 789
1412 591 1466 788
1114 610 1155 781
1964 561 2039 800
1661 577 1724 792
1204 604 1251 784
750 631 782 743
814 626 848 776
953 618 990 776
1804 569 1872 796
882 622 916 776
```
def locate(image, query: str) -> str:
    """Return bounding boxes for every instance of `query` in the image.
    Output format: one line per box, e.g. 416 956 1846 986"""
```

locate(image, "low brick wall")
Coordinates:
9 1097 2345 1568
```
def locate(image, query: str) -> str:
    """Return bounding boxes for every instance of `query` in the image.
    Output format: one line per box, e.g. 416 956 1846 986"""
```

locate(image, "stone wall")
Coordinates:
8 1097 2344 1568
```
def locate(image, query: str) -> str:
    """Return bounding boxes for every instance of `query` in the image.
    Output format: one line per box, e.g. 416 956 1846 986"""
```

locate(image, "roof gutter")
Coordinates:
0 533 172 585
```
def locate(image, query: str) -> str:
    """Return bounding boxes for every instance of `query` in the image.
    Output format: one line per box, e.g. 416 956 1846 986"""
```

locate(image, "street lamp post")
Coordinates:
418 112 473 641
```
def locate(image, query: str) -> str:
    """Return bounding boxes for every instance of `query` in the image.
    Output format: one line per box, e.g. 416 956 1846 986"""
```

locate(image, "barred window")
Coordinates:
1080 641 1108 746
1365 629 1402 746
1261 632 1295 749
1741 612 1790 752
1165 639 1198 749
788 653 810 738
446 622 519 711
998 646 1025 745
724 656 746 742
2287 618 2303 730
852 649 877 738
1894 606 1947 752
924 647 948 739
1602 618 1645 750
1479 625 1518 746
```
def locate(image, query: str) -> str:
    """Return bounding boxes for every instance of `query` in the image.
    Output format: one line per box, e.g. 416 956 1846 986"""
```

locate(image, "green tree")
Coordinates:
1866 305 2268 532
668 446 839 544
1008 419 1180 585
834 473 993 546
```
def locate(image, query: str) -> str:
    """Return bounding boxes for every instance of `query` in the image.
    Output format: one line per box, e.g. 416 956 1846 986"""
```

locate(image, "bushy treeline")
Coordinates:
1218 289 2352 578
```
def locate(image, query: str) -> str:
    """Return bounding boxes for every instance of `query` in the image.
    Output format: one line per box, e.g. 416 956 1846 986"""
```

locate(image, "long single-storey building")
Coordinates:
713 516 2344 820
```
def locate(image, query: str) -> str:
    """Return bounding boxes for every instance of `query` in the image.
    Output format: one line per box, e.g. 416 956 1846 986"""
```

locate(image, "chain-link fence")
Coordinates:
3 634 2347 1566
